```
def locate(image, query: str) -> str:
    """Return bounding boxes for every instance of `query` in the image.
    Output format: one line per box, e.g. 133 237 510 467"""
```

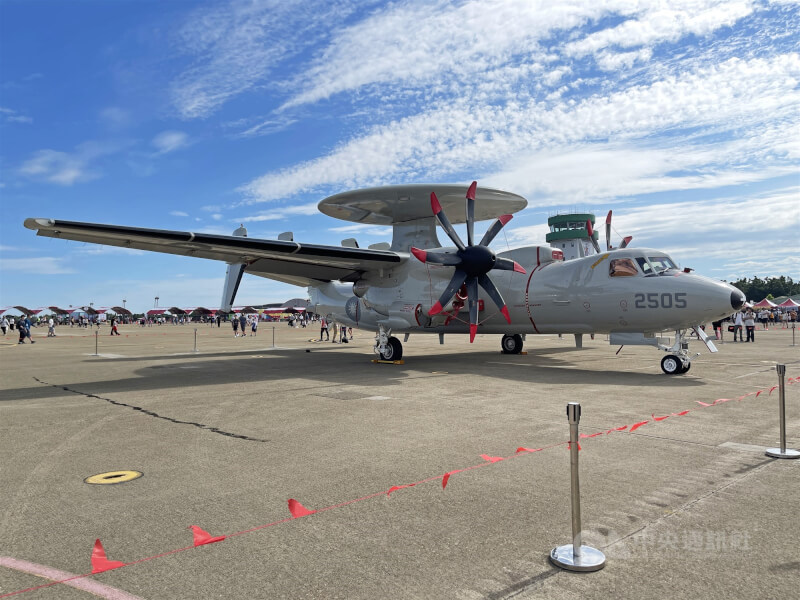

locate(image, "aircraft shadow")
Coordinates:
3 344 703 403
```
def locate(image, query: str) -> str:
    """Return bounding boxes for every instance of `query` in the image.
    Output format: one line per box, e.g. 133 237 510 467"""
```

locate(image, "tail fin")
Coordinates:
220 225 248 313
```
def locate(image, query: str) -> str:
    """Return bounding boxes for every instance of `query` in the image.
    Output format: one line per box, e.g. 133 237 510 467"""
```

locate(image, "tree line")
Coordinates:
729 276 800 301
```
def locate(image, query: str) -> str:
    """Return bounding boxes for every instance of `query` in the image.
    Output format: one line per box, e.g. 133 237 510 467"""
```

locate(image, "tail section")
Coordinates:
220 225 248 313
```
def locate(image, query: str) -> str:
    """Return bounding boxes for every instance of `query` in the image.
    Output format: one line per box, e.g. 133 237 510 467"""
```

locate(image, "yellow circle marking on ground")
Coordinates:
84 470 143 485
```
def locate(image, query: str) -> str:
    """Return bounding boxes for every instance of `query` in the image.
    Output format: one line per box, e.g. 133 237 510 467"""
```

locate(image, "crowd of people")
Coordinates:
712 307 796 343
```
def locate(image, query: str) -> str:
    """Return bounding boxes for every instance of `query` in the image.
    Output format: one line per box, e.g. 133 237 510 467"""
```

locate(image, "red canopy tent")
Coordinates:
778 298 799 308
752 298 776 308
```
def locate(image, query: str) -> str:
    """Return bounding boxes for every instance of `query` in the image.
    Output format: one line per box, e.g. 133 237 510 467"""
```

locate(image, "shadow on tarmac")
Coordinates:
3 344 703 403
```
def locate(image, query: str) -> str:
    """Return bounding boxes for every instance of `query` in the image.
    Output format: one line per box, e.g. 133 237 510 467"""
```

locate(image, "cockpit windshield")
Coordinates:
647 255 678 274
633 254 678 276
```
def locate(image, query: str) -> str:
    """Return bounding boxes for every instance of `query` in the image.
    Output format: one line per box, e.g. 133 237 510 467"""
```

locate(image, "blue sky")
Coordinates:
1 0 798 312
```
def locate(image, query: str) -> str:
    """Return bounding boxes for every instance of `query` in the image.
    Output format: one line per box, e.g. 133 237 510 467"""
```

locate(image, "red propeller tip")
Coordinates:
430 192 442 214
606 210 612 224
466 181 477 200
469 323 477 342
586 219 594 236
410 247 427 263
500 306 511 324
512 261 526 274
429 301 443 316
498 214 513 226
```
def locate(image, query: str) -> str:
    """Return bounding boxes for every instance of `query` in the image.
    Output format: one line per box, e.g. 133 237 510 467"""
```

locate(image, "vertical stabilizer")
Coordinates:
220 225 248 313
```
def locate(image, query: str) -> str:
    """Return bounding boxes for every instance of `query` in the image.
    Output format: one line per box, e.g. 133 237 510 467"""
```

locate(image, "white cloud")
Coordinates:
211 213 223 221
169 0 366 119
170 210 189 217
19 140 131 186
239 202 320 222
19 149 92 185
1 257 75 275
151 130 189 154
242 53 800 203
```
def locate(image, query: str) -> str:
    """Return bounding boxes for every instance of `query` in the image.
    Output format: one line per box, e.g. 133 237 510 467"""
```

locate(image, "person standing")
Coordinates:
1 316 8 336
239 314 247 339
733 310 744 342
47 316 56 337
110 317 121 336
232 316 239 337
744 309 756 343
319 317 329 341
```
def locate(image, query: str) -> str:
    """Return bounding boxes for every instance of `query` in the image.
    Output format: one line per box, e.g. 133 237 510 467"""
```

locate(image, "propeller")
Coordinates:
411 182 525 342
604 210 633 250
585 219 601 254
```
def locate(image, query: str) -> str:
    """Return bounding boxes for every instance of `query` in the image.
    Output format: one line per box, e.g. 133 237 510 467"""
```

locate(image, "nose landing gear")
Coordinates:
661 354 690 374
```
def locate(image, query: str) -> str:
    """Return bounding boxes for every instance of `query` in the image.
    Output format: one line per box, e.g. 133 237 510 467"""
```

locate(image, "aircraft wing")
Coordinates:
24 218 403 286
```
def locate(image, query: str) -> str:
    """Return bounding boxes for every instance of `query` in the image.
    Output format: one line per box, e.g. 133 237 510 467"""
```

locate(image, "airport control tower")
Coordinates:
546 213 598 260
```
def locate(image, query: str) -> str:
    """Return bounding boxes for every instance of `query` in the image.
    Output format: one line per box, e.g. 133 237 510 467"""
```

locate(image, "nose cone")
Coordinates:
730 287 746 311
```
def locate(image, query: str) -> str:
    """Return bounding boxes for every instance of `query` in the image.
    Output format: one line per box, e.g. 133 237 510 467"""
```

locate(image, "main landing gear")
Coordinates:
501 334 524 354
375 325 403 361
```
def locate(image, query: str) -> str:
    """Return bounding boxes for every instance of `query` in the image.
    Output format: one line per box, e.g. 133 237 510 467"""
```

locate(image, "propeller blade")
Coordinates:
429 269 468 316
478 274 511 324
410 247 462 266
431 192 465 251
605 210 612 251
493 257 526 274
467 276 479 342
479 214 513 247
466 181 477 247
620 235 633 248
586 219 601 254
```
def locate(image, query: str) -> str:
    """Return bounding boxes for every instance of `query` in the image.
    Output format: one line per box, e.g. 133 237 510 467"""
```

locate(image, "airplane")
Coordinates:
24 182 745 374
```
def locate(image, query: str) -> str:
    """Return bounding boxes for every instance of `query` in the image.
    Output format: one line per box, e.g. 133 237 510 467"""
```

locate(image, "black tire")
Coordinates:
681 361 691 373
661 355 682 375
380 336 403 361
501 334 524 354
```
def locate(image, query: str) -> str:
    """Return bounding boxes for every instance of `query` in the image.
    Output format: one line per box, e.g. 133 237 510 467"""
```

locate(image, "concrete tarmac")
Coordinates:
1 322 798 599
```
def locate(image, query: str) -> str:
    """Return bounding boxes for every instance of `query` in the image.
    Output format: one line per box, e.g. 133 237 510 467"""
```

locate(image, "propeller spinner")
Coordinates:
411 182 525 342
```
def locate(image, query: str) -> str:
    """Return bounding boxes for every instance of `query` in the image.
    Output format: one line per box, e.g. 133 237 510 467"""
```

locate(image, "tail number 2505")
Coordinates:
634 292 687 309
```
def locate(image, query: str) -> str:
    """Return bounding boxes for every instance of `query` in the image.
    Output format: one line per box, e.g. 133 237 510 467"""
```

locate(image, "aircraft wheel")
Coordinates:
380 336 403 361
501 334 524 354
661 355 682 375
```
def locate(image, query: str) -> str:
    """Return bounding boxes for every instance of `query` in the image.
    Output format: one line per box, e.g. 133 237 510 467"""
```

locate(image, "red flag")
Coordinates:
91 539 125 574
190 525 226 547
288 499 316 518
480 454 504 463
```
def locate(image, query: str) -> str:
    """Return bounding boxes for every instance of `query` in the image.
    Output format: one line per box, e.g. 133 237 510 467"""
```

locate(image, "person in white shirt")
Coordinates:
733 311 744 342
744 310 756 342
47 317 56 337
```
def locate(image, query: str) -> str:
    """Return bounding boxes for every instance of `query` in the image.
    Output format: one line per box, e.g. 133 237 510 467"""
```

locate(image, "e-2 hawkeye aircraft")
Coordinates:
24 182 745 374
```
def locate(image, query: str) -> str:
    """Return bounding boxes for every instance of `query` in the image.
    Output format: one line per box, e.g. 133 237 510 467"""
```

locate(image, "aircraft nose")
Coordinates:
730 288 746 311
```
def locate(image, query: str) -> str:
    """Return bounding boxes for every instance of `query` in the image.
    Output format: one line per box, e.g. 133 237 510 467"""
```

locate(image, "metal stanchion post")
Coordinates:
792 322 796 347
550 402 606 572
92 330 99 356
193 328 198 352
272 326 275 348
766 365 799 459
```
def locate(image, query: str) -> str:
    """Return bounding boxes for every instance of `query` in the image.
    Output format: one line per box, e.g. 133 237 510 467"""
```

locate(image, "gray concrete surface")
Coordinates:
0 321 798 599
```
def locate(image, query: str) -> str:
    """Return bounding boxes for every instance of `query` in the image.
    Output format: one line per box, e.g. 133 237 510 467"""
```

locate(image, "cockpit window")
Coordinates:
609 258 638 277
635 257 653 275
648 255 678 274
